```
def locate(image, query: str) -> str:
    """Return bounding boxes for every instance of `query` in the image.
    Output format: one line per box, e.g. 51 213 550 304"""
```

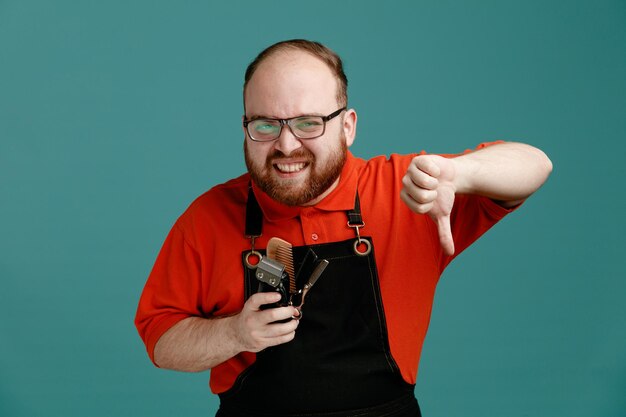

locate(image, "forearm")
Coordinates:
453 142 552 206
152 292 300 372
153 315 241 372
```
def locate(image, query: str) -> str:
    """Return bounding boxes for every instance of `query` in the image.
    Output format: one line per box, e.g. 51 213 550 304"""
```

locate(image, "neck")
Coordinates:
302 176 341 206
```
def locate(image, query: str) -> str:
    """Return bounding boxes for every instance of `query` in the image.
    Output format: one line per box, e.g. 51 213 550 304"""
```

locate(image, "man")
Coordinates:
135 39 552 416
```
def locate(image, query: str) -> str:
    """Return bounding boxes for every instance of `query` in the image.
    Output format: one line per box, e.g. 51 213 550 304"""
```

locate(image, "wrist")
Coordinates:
450 155 474 194
220 314 247 356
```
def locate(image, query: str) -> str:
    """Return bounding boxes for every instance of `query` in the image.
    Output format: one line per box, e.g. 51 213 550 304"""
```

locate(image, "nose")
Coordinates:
273 125 303 156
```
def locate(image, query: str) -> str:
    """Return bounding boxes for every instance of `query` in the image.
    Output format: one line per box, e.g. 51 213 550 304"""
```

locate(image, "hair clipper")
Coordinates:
255 256 290 309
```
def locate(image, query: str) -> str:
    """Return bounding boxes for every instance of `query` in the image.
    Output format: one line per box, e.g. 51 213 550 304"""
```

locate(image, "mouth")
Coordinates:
273 161 309 175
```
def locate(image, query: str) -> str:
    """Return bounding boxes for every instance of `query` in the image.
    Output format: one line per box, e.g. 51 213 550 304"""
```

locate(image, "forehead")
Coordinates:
244 50 339 117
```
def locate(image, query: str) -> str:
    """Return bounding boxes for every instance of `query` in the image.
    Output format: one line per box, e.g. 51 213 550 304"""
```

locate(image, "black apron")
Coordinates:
217 188 421 417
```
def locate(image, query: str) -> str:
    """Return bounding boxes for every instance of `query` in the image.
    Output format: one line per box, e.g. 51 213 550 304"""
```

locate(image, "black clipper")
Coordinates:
255 256 290 309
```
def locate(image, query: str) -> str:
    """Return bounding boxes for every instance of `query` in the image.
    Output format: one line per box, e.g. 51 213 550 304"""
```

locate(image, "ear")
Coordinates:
342 108 357 147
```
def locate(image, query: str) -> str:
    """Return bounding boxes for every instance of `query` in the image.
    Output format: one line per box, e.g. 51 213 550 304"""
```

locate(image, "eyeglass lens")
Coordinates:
248 116 325 141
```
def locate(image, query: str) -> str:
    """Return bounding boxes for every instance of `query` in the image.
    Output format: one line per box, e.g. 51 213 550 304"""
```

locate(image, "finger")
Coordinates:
253 312 299 350
247 324 298 352
413 156 441 179
262 317 300 338
401 189 434 215
436 214 455 256
243 306 298 349
402 176 438 204
246 292 282 310
260 305 300 324
406 161 439 190
263 331 297 348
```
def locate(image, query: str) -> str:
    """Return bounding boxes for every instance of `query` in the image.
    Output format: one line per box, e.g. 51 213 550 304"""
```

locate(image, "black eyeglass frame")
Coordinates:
243 107 347 142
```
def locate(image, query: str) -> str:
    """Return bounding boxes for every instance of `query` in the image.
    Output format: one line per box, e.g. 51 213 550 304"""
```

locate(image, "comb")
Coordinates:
266 237 296 295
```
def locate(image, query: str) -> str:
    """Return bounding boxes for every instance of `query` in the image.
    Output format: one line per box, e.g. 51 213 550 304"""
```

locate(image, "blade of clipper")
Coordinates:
255 257 285 288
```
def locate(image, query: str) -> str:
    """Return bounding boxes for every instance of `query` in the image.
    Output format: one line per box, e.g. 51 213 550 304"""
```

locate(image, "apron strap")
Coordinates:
245 183 263 239
347 192 363 226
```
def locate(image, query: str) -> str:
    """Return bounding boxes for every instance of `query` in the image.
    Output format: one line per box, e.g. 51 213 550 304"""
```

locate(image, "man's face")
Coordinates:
243 51 356 206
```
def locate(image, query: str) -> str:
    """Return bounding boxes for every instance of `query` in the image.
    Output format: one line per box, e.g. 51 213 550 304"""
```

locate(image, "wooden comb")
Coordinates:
266 237 295 294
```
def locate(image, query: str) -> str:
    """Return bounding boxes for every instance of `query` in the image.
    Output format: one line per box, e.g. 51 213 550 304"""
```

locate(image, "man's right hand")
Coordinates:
230 292 300 353
153 292 300 372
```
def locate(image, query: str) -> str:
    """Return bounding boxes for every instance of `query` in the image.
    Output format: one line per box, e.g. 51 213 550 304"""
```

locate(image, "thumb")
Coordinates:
436 214 455 256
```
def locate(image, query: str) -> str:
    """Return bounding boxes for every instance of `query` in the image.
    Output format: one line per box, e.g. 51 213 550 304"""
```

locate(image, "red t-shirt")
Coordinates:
135 146 515 394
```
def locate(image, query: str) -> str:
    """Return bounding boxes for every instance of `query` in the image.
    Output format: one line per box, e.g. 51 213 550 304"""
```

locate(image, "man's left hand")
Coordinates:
401 155 457 256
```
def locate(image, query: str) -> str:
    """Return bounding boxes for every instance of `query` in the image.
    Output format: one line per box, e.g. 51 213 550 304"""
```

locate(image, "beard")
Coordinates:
244 136 348 206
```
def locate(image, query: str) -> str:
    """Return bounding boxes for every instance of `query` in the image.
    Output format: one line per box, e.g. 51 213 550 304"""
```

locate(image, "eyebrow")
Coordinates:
244 114 277 121
245 112 325 121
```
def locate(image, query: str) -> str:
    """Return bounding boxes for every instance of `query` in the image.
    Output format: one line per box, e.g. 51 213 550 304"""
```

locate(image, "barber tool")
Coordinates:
266 237 295 295
298 259 329 307
255 243 330 317
289 248 328 319
255 256 290 308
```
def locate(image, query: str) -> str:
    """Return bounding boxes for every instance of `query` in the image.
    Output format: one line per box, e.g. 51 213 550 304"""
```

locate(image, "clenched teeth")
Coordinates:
275 162 306 173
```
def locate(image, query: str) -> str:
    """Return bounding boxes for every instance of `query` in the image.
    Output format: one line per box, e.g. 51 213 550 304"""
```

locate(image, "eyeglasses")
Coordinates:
243 107 346 142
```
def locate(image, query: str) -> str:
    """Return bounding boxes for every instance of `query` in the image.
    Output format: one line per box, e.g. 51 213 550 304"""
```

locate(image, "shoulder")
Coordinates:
356 153 424 187
193 174 249 209
175 173 250 233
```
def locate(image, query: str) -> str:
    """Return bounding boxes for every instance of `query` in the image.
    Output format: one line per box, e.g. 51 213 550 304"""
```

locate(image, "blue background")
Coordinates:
1 1 625 416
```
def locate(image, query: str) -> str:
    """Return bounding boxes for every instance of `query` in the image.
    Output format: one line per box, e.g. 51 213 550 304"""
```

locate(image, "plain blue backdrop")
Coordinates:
1 1 625 416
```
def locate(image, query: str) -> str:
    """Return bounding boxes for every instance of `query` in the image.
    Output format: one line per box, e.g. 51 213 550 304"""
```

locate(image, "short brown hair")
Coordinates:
244 39 348 108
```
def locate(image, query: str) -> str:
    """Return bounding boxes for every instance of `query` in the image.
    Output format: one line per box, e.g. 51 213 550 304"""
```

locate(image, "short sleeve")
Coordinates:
134 222 204 365
436 194 518 271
